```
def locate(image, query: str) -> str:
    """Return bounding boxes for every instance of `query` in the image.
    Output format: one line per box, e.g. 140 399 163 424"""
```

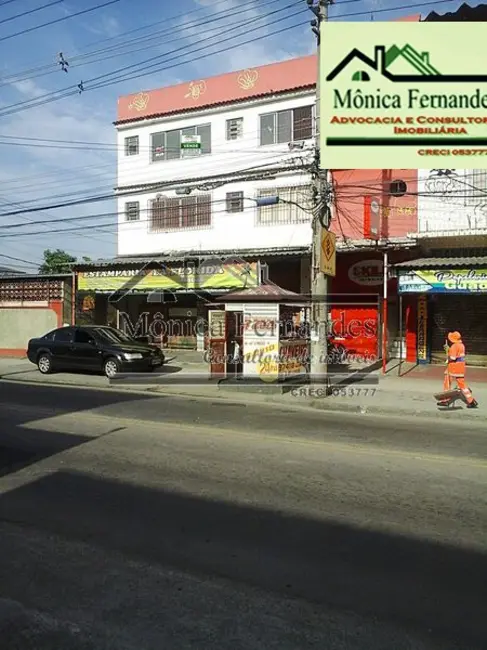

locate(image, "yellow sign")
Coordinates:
77 263 259 292
320 230 336 277
417 295 428 362
321 22 487 168
257 343 279 383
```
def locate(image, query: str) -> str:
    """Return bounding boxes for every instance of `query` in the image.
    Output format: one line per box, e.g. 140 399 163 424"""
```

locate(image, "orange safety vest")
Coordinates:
448 341 466 377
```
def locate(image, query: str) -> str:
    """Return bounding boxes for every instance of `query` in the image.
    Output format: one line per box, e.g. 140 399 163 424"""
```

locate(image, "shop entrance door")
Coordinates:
226 310 243 377
208 310 226 378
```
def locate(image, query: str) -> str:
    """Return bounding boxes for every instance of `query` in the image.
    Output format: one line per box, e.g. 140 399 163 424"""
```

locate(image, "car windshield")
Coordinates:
92 328 133 344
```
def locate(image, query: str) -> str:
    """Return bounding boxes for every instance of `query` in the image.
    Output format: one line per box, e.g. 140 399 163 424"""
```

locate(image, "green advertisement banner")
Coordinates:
398 269 487 293
320 22 487 168
77 263 259 292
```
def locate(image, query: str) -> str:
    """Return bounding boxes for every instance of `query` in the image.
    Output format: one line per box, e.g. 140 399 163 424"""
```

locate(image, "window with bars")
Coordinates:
125 201 140 221
226 191 244 213
124 136 139 156
465 170 487 206
259 105 314 146
150 194 212 231
151 124 211 161
256 186 311 226
226 117 243 140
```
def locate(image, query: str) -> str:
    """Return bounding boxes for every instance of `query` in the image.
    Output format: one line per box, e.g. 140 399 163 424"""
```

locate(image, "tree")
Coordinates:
38 249 77 274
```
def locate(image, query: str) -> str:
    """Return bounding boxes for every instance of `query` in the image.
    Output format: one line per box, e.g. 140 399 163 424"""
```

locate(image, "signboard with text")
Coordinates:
416 295 428 363
77 262 259 292
320 22 487 168
181 134 201 158
398 269 487 293
320 230 336 277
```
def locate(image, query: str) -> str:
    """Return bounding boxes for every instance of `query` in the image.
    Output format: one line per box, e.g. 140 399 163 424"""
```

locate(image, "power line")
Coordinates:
328 0 450 20
0 0 447 120
0 0 120 44
1 174 485 236
0 4 306 118
0 0 281 89
0 0 363 90
0 0 65 26
0 158 310 217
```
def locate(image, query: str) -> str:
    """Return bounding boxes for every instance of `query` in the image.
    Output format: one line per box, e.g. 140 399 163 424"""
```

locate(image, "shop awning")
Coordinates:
393 257 487 294
74 247 310 271
216 283 304 302
394 256 487 270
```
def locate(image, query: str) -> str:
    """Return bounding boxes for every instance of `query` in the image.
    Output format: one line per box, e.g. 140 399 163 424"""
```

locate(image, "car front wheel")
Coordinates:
37 353 53 374
103 357 120 379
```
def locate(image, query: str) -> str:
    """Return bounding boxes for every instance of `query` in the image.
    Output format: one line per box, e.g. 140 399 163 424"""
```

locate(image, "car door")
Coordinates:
71 328 103 371
51 327 75 369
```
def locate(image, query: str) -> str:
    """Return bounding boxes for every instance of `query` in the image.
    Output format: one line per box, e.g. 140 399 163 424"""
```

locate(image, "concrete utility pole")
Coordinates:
307 0 332 387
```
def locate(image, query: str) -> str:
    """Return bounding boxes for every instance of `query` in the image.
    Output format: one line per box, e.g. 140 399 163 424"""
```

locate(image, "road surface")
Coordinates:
0 380 486 649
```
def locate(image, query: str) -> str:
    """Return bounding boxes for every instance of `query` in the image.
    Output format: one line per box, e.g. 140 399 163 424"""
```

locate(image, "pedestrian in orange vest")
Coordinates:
439 331 478 408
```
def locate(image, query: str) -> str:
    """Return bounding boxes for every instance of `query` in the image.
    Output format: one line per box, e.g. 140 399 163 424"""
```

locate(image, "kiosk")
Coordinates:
207 285 310 383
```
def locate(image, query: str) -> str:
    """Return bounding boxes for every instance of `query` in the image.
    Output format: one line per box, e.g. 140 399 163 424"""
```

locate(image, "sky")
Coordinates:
0 0 468 273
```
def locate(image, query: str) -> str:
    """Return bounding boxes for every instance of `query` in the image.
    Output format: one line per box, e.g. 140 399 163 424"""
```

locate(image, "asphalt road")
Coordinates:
0 381 486 650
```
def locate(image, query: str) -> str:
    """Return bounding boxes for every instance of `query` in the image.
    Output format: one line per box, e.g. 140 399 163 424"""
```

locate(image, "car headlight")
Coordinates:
123 352 143 361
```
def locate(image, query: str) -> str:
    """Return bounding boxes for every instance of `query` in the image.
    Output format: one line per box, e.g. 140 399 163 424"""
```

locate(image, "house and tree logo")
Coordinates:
326 43 487 83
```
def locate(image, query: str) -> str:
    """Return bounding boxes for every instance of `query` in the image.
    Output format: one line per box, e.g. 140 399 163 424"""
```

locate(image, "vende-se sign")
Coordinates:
320 22 487 169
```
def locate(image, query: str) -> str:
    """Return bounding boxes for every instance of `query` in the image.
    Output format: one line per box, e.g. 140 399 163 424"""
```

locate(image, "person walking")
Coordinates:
439 331 478 408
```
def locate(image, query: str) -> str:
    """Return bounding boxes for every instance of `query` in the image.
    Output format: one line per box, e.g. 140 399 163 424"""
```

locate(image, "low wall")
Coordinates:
0 302 63 356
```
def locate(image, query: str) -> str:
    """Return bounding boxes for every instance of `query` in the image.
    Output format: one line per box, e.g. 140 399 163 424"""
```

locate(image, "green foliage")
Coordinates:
38 249 80 274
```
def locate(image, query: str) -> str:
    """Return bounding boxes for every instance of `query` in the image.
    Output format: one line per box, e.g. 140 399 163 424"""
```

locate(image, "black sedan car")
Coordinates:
27 325 165 378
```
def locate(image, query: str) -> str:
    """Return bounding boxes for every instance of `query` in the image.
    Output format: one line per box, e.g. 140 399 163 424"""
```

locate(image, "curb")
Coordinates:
306 398 481 419
0 373 482 420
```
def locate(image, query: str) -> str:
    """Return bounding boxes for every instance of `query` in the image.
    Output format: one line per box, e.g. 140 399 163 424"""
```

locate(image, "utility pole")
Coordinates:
307 0 332 388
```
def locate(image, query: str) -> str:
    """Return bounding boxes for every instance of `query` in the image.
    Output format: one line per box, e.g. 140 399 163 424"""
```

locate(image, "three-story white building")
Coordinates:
76 55 318 349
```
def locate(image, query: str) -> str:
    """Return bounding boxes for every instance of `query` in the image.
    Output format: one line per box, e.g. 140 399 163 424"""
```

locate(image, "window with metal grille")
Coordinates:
465 170 487 206
150 194 211 231
151 124 211 161
259 106 314 146
125 201 140 221
226 117 243 140
226 191 244 213
124 136 139 156
256 186 311 226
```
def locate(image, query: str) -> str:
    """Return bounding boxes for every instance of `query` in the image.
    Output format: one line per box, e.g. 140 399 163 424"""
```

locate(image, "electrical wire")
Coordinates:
0 0 283 88
0 157 311 217
0 0 120 44
0 0 441 119
328 0 452 20
0 0 65 26
0 0 363 90
0 199 314 239
2 172 486 237
0 146 314 210
0 7 307 118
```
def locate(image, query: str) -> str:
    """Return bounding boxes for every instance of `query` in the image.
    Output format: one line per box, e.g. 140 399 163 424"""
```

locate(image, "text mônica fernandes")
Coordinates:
334 88 487 110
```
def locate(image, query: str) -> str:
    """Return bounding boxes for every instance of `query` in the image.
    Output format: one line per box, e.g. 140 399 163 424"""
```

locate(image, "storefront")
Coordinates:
329 250 416 361
395 260 487 366
74 257 262 350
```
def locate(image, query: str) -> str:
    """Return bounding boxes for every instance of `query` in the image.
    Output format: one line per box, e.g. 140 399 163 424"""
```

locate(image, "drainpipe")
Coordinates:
381 249 388 375
71 271 76 325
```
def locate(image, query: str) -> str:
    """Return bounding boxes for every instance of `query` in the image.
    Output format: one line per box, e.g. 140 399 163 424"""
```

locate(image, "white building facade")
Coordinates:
74 56 318 349
115 55 317 276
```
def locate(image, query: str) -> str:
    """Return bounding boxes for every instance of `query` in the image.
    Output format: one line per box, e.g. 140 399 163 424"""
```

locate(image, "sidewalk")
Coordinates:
0 354 485 420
